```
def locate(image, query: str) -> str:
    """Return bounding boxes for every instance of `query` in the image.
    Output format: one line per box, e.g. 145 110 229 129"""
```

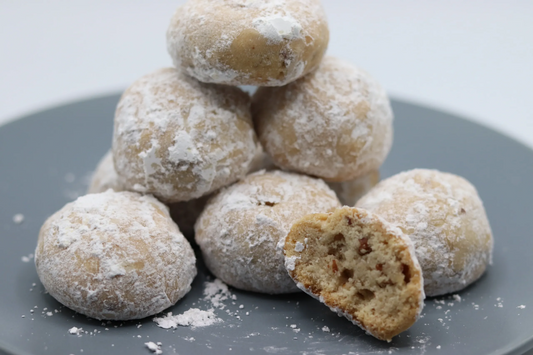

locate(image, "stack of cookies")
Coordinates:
34 0 493 343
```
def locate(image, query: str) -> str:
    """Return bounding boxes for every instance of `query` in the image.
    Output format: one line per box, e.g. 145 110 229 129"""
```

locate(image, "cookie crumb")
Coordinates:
68 327 83 336
21 254 34 263
452 294 462 302
145 341 163 355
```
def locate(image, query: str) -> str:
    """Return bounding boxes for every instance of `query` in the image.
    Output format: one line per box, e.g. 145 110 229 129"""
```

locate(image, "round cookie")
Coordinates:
284 207 424 342
328 170 380 206
35 190 197 320
88 151 124 194
167 0 329 86
113 67 257 203
195 170 341 294
356 169 493 297
253 56 393 182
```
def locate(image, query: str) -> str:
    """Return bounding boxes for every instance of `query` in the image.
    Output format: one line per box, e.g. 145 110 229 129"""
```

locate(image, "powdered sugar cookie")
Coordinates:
195 170 341 294
284 207 424 342
356 169 493 297
167 0 329 86
35 190 197 320
328 170 380 206
113 68 257 203
253 56 393 181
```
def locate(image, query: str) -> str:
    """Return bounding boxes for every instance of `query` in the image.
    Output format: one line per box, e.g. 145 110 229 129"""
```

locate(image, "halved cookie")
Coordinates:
284 207 425 341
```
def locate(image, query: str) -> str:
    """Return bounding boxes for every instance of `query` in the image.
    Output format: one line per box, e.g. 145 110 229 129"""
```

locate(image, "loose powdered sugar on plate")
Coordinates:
153 309 221 329
203 278 236 309
12 214 24 224
21 253 33 263
68 327 84 336
25 271 528 355
145 341 163 354
153 278 235 331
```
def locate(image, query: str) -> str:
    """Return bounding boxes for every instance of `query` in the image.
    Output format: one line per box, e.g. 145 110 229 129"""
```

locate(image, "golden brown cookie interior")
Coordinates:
284 207 424 342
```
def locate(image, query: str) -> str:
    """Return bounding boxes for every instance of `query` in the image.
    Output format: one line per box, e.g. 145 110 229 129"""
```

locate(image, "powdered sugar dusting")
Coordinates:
13 214 24 224
204 279 236 309
145 341 163 355
167 0 328 86
113 68 257 203
357 169 493 297
21 253 33 263
153 309 221 329
35 190 197 320
284 255 299 271
195 170 340 294
294 241 304 252
252 15 302 43
254 56 393 181
68 327 83 336
152 280 232 330
263 345 289 353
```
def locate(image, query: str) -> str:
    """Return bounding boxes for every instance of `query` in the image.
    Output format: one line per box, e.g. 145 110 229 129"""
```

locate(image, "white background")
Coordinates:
0 0 532 149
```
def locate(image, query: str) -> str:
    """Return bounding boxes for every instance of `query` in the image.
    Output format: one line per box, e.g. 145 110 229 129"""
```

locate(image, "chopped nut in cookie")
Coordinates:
284 206 425 342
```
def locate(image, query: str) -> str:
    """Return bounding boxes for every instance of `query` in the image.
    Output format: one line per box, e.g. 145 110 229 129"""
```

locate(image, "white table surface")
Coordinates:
1 1 532 354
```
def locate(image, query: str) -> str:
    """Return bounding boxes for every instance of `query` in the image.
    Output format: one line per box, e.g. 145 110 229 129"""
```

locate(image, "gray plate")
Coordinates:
1 95 532 355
